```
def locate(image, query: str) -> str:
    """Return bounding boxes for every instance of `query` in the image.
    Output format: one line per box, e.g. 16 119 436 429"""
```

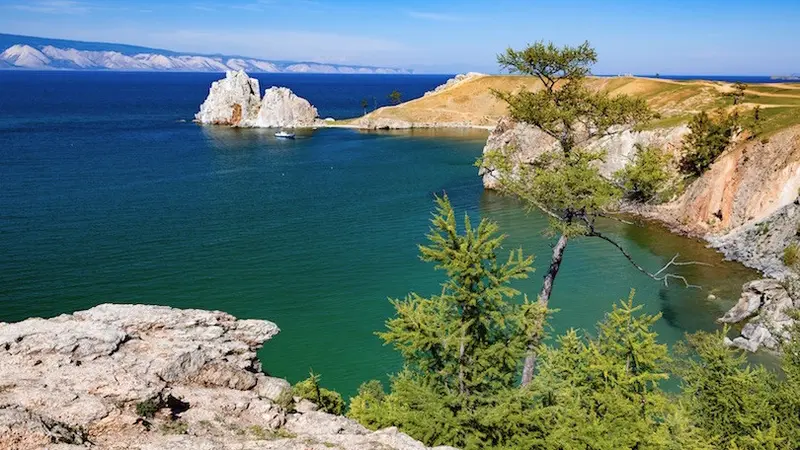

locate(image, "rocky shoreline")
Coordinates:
0 304 451 450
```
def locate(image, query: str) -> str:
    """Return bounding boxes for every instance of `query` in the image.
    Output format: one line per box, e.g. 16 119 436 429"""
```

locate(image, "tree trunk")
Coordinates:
521 233 568 387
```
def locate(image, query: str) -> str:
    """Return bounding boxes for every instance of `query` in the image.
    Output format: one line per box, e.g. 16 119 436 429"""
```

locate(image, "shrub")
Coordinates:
680 110 740 175
293 372 345 415
615 144 672 202
135 399 159 418
784 243 800 269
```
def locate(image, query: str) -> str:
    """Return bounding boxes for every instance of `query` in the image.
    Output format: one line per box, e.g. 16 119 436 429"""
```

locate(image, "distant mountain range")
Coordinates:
0 33 413 74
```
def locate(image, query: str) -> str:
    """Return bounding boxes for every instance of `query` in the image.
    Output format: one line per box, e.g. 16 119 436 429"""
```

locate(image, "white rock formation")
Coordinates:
719 279 798 352
195 72 319 129
195 70 263 127
255 87 319 128
424 72 485 96
0 304 445 450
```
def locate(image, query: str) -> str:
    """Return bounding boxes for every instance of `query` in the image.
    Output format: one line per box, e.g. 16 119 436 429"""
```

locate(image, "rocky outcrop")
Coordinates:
478 117 688 189
710 199 800 279
196 71 319 129
255 87 319 128
0 304 442 450
424 73 485 97
720 279 798 352
195 70 262 127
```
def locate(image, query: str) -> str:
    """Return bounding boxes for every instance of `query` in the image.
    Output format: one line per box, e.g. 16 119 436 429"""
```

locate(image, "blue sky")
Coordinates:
0 0 798 74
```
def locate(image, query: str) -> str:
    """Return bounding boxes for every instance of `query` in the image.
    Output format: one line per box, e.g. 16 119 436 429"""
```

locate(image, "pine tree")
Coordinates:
479 41 701 386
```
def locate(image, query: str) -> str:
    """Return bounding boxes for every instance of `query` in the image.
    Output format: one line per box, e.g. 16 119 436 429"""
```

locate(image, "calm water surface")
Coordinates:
0 72 759 397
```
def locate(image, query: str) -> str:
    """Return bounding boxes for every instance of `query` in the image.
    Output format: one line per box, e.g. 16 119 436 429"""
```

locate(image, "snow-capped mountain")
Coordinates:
0 34 412 74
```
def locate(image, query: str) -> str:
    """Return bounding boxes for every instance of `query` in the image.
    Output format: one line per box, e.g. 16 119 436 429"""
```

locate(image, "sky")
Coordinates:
0 0 798 74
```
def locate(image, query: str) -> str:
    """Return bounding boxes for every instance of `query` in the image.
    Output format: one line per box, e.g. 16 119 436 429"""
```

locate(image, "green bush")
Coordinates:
680 110 740 175
293 372 345 415
135 399 159 418
784 243 800 269
615 144 672 202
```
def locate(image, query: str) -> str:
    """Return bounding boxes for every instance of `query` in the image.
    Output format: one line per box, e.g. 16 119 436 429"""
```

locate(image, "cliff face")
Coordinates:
479 118 688 190
0 304 445 450
195 71 319 129
652 125 800 235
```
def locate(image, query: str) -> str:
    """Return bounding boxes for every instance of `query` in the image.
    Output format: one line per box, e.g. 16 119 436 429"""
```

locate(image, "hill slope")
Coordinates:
354 74 800 133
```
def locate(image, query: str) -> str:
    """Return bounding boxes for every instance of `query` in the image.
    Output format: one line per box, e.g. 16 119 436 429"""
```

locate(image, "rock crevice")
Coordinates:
0 304 439 450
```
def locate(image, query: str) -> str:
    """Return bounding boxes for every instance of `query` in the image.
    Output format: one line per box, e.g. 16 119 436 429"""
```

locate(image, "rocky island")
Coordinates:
0 304 450 450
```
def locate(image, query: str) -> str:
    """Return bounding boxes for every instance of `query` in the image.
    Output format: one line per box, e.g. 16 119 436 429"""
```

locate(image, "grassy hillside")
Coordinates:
359 74 800 135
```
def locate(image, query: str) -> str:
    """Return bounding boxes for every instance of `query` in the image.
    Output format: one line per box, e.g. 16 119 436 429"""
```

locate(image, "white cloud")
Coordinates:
407 11 463 22
145 28 411 66
11 0 91 14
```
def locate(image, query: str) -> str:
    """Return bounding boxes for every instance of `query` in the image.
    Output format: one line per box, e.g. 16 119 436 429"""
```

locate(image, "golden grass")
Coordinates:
356 75 800 134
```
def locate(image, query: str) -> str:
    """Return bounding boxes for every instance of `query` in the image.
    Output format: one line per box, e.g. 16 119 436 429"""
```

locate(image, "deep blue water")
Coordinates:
0 72 759 397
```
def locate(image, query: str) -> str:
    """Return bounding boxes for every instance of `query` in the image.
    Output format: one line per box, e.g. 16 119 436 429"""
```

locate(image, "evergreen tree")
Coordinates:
480 41 699 386
389 89 403 105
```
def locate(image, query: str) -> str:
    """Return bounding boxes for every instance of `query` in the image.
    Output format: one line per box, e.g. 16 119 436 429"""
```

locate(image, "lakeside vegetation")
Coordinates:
291 195 800 450
290 40 800 450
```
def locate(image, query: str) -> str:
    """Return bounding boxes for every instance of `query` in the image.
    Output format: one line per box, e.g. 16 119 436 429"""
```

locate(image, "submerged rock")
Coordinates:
0 304 438 450
196 71 319 129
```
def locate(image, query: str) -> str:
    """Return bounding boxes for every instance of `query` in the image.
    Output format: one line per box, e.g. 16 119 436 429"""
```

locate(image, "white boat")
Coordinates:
274 131 295 139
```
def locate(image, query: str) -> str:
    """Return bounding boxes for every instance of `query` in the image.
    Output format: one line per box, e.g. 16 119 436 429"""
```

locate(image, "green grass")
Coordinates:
637 114 691 131
744 94 800 106
784 243 800 269
757 107 800 137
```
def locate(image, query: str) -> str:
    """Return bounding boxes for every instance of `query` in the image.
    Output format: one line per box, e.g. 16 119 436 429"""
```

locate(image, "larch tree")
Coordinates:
482 41 703 386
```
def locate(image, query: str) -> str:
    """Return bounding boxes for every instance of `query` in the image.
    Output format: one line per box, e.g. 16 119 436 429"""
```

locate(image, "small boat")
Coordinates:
274 131 296 139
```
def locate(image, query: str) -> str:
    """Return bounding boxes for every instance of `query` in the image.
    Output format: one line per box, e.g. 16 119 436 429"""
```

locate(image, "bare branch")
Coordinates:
588 230 710 289
596 212 635 225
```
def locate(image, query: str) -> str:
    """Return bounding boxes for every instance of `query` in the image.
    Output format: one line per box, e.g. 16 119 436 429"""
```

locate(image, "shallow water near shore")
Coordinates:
0 72 760 398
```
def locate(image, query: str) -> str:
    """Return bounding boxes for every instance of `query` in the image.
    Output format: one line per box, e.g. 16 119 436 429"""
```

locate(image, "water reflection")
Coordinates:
476 190 760 342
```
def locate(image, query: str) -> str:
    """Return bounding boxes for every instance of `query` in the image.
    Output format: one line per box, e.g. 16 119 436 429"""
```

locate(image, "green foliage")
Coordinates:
731 82 747 105
388 89 402 105
674 328 800 448
680 109 740 175
135 399 159 418
159 419 188 435
784 243 800 269
293 371 345 415
360 98 369 115
615 144 673 202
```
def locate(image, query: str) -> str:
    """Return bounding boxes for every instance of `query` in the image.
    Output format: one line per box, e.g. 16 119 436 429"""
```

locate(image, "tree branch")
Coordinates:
588 230 710 289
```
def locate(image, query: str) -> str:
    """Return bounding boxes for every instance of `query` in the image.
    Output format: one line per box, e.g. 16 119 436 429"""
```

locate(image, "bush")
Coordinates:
293 372 345 415
615 144 672 202
784 243 800 269
135 399 159 418
680 110 740 176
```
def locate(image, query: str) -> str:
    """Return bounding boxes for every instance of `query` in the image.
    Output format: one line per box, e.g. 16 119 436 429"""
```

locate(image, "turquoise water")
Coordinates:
0 72 759 398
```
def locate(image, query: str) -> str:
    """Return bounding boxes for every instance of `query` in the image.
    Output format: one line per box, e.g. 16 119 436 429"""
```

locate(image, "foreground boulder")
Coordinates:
196 70 319 128
0 304 443 450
